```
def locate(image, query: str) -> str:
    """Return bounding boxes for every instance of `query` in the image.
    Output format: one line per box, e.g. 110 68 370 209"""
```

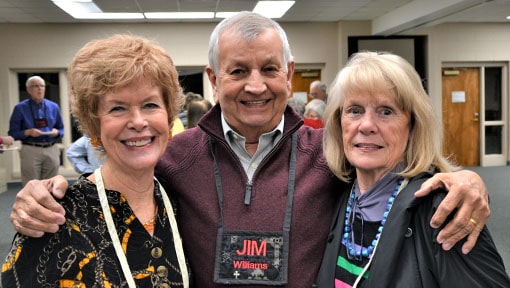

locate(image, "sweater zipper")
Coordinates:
210 127 298 206
244 181 252 205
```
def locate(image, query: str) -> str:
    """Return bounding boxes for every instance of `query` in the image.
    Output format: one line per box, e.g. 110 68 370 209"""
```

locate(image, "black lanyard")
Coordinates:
210 132 297 233
29 100 47 126
210 133 297 285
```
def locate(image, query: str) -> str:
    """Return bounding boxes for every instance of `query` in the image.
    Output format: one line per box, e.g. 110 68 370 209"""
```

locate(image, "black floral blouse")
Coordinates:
1 176 188 287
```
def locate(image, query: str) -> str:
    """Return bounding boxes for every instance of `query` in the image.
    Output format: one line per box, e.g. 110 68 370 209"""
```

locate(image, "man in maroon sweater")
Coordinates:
11 12 490 287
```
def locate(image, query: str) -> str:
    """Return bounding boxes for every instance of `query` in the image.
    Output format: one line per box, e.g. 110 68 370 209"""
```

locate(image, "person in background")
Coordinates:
287 96 305 116
9 12 491 288
303 98 326 129
66 135 103 174
8 76 64 186
2 34 189 287
178 92 204 128
0 135 15 153
315 51 510 287
0 135 14 146
187 98 212 128
172 116 186 135
309 80 328 101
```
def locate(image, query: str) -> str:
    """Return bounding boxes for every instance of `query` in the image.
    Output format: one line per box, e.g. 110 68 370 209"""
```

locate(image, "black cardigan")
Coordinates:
313 172 510 288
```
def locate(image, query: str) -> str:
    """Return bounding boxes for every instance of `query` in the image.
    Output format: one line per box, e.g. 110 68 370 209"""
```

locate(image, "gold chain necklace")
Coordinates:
143 207 157 233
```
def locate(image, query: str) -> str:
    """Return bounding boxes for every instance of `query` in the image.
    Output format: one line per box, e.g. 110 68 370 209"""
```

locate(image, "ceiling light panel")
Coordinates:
253 1 295 18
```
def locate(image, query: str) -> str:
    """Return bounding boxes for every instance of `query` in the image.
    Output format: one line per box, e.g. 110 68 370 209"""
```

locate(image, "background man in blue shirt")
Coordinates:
8 75 64 185
66 135 103 174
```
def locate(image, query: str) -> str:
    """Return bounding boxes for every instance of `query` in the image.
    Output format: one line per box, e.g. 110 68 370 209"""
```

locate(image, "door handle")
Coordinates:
474 112 479 122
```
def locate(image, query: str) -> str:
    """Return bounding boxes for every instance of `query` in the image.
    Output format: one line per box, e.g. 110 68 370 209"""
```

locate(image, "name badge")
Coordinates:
214 230 288 285
35 118 48 128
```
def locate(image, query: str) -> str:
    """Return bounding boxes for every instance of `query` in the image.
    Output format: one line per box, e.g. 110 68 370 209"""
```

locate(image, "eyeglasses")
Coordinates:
30 84 46 88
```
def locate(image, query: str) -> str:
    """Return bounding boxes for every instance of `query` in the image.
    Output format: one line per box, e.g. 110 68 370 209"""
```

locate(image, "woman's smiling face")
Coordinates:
341 91 411 183
97 78 169 173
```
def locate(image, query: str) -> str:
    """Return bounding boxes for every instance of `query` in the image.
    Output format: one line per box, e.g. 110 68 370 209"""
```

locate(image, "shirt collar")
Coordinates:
29 98 44 106
221 113 284 143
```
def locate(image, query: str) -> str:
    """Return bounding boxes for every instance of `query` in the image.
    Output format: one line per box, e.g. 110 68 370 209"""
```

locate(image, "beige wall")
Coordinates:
425 23 510 113
1 21 509 182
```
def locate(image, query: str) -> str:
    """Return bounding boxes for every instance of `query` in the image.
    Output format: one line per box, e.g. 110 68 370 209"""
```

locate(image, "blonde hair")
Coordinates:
67 34 184 139
323 51 457 182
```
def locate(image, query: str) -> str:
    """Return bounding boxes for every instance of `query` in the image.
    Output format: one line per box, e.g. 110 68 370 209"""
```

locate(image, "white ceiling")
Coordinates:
0 0 509 35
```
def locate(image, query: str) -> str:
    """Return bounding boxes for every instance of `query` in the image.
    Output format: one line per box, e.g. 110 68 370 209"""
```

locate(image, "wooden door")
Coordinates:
291 70 321 103
442 68 480 166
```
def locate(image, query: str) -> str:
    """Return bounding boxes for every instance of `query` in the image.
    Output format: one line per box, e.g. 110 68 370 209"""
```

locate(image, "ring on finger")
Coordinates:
469 218 478 226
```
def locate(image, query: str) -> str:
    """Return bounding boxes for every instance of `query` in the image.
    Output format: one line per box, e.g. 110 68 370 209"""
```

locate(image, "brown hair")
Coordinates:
68 34 184 139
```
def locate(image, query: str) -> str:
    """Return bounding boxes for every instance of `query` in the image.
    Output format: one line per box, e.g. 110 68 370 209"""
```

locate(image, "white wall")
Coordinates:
1 21 509 182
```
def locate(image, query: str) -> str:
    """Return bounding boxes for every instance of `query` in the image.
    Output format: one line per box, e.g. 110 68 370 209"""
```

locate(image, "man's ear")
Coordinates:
205 66 217 91
205 66 219 103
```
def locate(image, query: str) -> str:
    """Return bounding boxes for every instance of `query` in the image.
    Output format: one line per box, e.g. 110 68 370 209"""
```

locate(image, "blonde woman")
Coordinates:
315 52 509 287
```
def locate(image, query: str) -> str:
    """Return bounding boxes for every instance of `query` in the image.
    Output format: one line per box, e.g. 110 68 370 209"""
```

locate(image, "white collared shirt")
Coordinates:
221 113 284 181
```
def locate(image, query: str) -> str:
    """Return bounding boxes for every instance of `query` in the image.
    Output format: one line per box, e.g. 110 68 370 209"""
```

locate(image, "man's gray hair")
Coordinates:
26 75 45 87
208 11 293 74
